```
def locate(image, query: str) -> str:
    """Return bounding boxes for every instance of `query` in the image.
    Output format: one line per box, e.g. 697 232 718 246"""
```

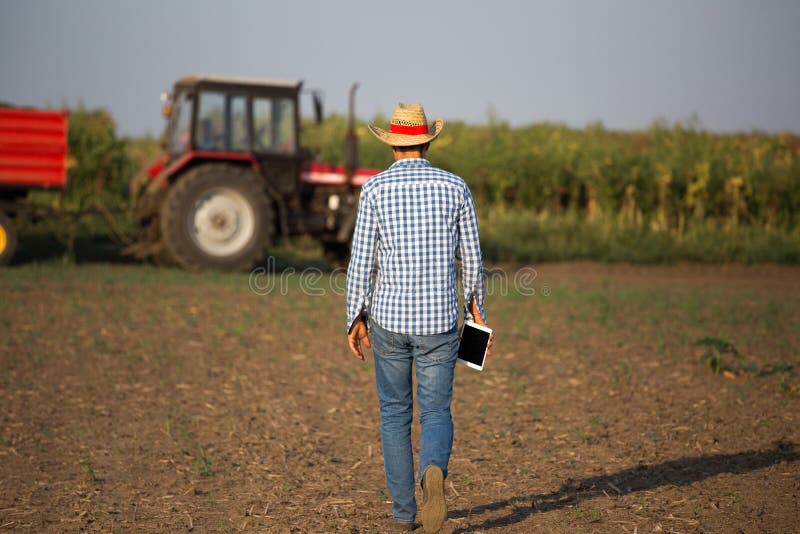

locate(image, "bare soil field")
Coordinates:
1 260 799 533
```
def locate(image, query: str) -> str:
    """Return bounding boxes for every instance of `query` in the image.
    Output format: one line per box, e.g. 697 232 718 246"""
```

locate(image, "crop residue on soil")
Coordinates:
1 262 798 532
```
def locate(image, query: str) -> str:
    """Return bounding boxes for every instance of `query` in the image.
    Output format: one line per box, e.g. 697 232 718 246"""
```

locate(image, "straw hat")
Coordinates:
368 102 444 147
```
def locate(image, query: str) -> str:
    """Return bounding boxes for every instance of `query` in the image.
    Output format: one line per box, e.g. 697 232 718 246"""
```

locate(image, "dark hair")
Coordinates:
392 142 430 153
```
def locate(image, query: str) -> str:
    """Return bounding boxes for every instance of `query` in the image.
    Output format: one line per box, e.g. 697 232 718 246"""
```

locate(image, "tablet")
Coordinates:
457 321 492 371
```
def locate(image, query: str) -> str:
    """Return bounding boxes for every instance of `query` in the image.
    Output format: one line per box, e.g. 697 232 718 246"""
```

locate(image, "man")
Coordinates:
345 102 491 533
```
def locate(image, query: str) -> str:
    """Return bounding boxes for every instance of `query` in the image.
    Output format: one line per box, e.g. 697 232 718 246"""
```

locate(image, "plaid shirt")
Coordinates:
346 158 486 335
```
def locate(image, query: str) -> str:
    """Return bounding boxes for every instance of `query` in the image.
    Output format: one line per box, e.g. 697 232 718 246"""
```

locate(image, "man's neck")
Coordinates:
392 149 426 161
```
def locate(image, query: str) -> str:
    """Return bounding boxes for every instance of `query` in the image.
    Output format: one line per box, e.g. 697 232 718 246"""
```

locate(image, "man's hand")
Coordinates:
348 320 371 361
476 320 494 357
470 298 494 357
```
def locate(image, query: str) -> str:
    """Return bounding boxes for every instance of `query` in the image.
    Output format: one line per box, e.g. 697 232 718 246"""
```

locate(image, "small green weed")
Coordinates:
695 337 795 379
590 415 608 428
167 415 214 477
724 490 742 513
509 495 529 506
634 496 649 514
80 460 97 483
780 376 800 398
93 337 113 354
506 365 528 378
609 359 632 387
696 336 736 374
573 505 600 521
656 329 666 354
575 431 590 444
695 336 738 356
230 324 249 347
65 300 88 314
193 446 213 477
732 384 748 402
588 292 614 331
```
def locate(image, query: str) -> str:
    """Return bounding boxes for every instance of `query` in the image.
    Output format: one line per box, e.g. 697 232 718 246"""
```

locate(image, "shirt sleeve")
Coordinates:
457 185 486 323
345 189 379 333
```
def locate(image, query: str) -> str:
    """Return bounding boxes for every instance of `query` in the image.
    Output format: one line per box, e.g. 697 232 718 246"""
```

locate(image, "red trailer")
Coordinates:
0 107 69 263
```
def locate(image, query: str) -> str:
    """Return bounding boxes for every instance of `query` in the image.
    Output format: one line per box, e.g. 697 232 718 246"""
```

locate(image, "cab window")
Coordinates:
168 92 192 153
195 91 249 152
253 97 296 154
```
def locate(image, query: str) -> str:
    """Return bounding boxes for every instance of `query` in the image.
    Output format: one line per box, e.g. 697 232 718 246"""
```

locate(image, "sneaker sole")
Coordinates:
421 466 446 533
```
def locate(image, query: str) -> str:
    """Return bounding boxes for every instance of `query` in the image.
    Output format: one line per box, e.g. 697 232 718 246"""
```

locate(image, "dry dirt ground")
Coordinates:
1 261 799 533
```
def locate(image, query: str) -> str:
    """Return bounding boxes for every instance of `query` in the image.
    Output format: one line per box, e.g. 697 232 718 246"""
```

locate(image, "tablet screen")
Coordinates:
458 323 491 366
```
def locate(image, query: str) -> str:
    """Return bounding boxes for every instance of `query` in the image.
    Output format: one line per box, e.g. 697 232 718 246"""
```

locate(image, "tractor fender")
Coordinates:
146 151 260 194
143 152 289 239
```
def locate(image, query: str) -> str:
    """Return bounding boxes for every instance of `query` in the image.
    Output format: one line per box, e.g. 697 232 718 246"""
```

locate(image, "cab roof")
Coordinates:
175 74 302 91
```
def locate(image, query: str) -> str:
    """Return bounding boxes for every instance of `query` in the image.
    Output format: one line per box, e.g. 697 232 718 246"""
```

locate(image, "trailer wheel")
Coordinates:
0 211 18 265
160 164 275 271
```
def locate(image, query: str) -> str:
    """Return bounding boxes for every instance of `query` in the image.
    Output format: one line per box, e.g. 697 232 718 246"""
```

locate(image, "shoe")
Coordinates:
420 466 446 533
391 520 421 532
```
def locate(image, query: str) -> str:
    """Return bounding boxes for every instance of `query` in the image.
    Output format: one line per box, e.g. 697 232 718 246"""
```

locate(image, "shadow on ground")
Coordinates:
450 442 799 532
11 233 136 265
10 232 336 271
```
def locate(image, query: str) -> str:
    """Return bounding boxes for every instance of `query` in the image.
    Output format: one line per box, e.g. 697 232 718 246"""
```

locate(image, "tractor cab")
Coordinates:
163 75 302 158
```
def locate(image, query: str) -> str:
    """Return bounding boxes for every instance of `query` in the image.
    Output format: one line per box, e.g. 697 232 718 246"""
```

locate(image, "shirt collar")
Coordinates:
389 158 431 169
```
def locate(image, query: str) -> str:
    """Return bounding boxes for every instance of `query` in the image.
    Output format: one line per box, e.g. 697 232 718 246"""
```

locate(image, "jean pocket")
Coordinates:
417 330 457 364
372 322 397 356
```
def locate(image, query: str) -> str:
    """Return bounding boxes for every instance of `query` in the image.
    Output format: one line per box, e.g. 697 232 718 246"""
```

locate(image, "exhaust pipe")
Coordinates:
344 82 359 186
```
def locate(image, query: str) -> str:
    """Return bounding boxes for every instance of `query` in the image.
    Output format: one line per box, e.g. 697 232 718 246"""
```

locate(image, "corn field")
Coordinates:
306 115 800 262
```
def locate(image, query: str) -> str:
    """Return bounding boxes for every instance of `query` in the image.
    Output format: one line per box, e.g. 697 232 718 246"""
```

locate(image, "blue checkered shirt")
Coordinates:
346 158 486 335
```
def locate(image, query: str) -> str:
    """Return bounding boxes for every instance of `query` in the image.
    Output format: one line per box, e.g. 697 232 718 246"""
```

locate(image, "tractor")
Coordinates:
126 75 377 270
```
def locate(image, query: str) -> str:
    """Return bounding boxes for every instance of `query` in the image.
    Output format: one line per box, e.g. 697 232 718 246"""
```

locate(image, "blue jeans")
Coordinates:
370 321 459 523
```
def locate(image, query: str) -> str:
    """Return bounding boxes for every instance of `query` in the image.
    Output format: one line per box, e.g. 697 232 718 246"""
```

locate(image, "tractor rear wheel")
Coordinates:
160 164 274 271
322 241 351 270
0 211 18 265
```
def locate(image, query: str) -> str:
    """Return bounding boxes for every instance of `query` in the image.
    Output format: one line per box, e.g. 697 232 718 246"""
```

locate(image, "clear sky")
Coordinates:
2 0 799 137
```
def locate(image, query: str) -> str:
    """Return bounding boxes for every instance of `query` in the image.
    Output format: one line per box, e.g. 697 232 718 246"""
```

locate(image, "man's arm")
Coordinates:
345 190 378 360
458 186 487 324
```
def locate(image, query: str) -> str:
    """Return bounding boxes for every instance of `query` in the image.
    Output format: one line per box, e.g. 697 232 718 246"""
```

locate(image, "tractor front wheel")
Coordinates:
160 164 274 271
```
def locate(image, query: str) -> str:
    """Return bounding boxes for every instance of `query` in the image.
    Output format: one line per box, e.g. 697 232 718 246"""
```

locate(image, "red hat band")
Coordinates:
389 123 429 135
